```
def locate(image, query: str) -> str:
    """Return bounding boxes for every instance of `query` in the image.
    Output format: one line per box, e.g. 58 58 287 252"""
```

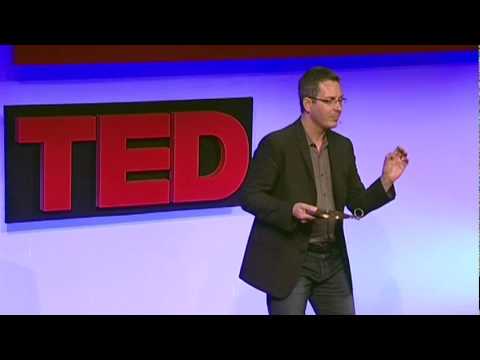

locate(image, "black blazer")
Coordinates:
239 118 395 298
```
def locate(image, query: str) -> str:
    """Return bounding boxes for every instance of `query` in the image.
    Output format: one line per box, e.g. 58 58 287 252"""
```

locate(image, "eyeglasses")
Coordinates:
307 96 347 106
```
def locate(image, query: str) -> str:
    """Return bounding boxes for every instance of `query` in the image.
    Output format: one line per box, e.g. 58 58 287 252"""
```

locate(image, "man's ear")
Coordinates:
303 97 312 113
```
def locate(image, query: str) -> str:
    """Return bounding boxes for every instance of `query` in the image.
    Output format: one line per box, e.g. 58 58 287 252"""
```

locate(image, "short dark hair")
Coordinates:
298 67 341 112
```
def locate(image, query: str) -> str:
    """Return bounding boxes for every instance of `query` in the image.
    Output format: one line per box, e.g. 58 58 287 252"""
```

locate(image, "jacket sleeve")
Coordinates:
345 139 395 216
240 135 298 233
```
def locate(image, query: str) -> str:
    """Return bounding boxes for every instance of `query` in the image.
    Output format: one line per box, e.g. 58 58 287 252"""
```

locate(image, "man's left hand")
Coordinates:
382 146 409 187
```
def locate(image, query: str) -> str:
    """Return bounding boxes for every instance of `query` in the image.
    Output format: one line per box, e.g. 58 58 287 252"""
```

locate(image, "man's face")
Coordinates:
304 80 344 130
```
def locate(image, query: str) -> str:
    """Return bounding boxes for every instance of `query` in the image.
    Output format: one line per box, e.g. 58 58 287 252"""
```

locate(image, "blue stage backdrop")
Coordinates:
0 45 477 314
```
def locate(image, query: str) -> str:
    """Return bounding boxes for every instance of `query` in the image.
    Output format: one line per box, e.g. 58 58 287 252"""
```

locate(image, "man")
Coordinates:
239 66 409 315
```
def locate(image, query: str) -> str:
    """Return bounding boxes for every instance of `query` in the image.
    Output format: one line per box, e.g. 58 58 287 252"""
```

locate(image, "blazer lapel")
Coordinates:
293 119 315 182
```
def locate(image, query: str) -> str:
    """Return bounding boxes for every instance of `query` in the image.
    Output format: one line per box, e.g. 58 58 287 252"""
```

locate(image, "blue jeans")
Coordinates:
266 248 355 315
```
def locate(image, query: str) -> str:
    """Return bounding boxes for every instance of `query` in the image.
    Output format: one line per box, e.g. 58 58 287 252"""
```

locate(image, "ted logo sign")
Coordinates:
4 98 252 223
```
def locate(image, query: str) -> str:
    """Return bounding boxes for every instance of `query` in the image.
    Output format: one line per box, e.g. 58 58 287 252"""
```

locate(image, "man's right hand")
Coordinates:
292 202 318 223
